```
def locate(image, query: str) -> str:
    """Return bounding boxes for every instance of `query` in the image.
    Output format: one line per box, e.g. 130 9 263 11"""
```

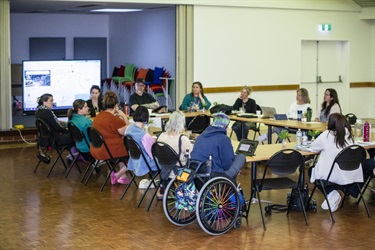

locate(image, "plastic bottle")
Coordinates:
296 129 302 146
297 110 302 121
302 132 308 146
206 153 212 175
363 121 370 142
355 119 363 139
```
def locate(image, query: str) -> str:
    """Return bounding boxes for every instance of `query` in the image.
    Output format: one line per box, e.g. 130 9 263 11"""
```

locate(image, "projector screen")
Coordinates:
22 60 101 116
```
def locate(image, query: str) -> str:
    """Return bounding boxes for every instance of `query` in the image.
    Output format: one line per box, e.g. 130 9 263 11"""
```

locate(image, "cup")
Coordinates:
148 109 153 115
239 107 244 113
256 110 261 116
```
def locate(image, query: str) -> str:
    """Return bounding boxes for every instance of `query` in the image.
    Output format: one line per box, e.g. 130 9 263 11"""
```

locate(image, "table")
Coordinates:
229 115 327 144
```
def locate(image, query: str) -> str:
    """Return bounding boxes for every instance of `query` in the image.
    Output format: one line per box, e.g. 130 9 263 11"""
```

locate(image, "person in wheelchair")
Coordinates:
156 111 193 199
190 112 246 182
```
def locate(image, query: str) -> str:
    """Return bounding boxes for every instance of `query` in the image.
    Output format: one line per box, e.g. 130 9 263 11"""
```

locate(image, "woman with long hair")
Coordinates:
86 85 104 112
315 88 341 122
180 81 211 111
309 113 362 212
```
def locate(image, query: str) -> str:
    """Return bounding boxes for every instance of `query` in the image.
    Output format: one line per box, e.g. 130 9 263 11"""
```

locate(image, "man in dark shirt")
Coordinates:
129 78 160 113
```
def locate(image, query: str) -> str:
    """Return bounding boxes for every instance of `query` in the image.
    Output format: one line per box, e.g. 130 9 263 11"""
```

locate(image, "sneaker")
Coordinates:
258 134 268 142
110 172 117 185
321 190 341 212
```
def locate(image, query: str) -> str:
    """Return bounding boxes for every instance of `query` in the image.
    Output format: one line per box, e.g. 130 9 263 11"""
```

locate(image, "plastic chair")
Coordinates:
248 149 308 230
34 118 75 177
308 145 370 223
84 127 123 191
345 113 357 125
187 114 210 134
66 122 95 178
120 135 161 210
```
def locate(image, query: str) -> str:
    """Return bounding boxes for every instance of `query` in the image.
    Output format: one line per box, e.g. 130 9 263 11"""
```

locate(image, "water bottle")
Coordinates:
296 129 302 146
183 149 190 166
306 107 312 122
363 121 370 142
355 119 363 139
297 109 302 122
302 132 308 146
124 102 129 116
206 153 212 175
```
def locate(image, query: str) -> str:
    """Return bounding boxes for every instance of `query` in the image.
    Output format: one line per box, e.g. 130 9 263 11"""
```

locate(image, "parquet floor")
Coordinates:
0 143 374 250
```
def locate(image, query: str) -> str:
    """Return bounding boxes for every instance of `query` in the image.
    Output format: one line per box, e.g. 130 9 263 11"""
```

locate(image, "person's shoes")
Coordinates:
157 186 165 200
37 153 50 164
117 176 131 185
321 190 341 212
258 134 268 142
110 172 117 185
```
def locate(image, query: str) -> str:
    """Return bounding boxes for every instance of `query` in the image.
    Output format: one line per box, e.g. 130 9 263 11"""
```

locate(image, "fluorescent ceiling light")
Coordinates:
91 8 142 13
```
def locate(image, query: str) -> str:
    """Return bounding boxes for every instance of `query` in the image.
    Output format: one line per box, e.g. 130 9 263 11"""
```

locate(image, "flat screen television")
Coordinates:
22 59 101 116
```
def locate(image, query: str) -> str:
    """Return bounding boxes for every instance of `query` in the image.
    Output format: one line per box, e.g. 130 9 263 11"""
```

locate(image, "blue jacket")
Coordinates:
190 126 234 173
126 124 157 176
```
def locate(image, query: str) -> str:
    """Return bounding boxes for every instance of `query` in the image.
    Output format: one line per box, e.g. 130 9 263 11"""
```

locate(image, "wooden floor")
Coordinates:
0 143 374 249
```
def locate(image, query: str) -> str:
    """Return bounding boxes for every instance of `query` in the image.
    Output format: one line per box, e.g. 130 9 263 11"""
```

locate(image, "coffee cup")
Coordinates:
256 110 261 116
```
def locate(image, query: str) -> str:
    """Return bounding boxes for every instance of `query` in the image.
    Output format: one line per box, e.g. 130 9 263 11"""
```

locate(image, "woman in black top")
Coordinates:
86 85 104 112
232 86 257 140
35 93 73 162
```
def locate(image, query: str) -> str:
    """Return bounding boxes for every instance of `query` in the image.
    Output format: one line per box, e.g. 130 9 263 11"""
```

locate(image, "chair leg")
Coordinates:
256 189 266 230
357 177 372 205
120 175 136 200
297 188 309 225
147 179 162 212
320 182 335 223
137 174 158 208
356 183 371 218
84 161 98 185
34 160 42 173
245 186 255 219
100 161 115 192
65 153 81 178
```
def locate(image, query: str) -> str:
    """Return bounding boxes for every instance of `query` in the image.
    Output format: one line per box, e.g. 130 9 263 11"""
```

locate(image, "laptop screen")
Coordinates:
261 106 277 118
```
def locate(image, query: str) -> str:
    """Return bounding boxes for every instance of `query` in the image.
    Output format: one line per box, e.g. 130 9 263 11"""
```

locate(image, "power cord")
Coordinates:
14 128 37 145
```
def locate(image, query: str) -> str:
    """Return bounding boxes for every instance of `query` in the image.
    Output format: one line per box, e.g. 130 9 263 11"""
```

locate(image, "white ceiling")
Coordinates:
9 1 174 14
9 0 375 14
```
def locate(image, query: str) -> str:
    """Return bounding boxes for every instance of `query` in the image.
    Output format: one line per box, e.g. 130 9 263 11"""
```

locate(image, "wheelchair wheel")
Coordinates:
163 177 196 226
196 177 241 236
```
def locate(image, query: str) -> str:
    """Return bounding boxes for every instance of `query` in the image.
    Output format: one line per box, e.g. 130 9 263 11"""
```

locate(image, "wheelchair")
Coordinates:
163 160 246 236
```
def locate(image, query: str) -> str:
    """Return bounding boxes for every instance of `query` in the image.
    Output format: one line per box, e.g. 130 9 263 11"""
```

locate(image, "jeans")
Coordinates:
224 154 246 181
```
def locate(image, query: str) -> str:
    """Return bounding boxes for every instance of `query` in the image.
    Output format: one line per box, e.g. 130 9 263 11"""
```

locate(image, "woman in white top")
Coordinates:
258 88 311 142
288 88 311 119
315 88 342 122
156 111 193 199
309 113 362 212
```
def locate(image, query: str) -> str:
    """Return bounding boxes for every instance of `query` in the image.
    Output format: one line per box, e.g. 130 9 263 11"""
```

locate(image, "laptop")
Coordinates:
235 139 259 156
274 114 288 120
261 106 277 118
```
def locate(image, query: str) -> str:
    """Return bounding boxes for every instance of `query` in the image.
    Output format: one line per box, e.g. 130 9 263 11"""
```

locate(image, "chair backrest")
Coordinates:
265 149 305 177
36 118 51 139
327 145 366 181
137 67 149 80
124 134 144 160
88 127 114 159
187 114 210 134
151 141 183 168
68 122 90 149
345 113 357 125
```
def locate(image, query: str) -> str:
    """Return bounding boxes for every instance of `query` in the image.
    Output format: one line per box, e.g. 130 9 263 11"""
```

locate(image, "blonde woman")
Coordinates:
156 111 193 199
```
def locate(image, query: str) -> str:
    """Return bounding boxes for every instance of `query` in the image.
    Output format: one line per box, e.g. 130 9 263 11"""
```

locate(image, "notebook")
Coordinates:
261 106 277 118
274 114 288 120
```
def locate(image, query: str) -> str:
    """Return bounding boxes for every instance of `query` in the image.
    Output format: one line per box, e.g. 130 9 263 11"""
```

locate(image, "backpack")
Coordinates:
209 104 233 115
288 185 316 211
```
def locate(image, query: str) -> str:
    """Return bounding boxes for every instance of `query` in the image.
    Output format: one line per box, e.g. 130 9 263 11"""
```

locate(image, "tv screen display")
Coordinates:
22 59 101 116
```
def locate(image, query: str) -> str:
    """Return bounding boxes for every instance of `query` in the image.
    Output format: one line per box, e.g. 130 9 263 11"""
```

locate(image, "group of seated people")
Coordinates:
35 80 374 209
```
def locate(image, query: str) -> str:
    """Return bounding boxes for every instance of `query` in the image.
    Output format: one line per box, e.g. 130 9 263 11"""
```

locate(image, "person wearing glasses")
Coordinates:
315 88 342 122
129 78 160 114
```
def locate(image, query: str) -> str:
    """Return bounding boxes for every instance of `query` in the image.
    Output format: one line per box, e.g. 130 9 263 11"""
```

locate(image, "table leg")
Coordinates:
267 125 272 144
